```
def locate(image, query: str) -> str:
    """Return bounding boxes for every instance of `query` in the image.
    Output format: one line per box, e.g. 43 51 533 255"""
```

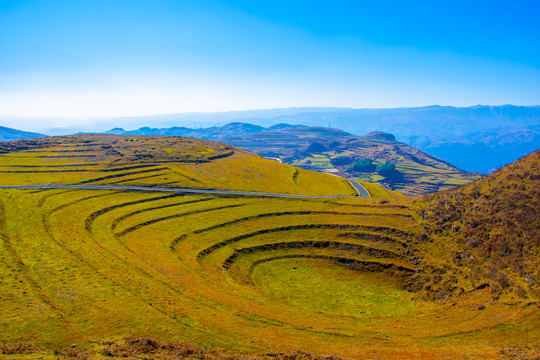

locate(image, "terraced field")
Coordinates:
221 127 481 196
0 135 537 359
0 134 354 196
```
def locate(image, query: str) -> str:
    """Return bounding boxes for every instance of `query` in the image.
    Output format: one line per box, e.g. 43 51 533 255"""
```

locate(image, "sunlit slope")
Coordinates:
0 186 538 359
222 128 481 196
414 149 540 301
0 134 354 196
0 137 538 359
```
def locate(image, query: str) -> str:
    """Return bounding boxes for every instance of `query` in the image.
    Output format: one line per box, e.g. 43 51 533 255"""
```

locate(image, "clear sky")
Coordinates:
0 0 539 121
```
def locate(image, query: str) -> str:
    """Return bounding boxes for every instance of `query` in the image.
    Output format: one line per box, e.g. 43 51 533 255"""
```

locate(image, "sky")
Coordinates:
0 0 539 126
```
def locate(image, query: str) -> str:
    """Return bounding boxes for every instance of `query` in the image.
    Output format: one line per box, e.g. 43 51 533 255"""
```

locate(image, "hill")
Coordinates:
414 149 540 301
0 126 44 142
0 134 354 196
104 122 303 139
105 124 481 195
220 126 481 196
0 136 537 359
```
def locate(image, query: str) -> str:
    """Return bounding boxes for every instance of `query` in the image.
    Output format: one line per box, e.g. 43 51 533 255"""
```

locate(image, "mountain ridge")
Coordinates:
92 104 539 173
0 126 45 142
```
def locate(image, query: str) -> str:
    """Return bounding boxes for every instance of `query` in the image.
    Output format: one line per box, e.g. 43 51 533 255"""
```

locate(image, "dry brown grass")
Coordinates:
414 149 540 300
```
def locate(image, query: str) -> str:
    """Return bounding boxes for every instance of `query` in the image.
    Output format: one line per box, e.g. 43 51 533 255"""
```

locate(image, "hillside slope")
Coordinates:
414 149 540 300
0 134 354 196
221 127 480 195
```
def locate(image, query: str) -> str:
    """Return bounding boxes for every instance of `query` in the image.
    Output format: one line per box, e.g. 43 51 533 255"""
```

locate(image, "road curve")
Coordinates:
0 182 370 199
348 180 370 197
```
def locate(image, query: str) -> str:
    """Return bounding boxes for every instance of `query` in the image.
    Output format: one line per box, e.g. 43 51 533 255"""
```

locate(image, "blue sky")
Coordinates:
0 0 539 120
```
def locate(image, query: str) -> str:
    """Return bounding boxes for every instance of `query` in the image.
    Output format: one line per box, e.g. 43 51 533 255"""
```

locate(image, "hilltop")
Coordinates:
0 134 354 196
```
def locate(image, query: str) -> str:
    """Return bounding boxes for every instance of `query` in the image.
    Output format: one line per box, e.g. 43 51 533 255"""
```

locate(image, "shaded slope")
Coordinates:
415 149 540 300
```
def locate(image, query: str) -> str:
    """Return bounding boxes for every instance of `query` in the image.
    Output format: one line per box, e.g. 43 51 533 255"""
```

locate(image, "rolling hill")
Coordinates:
104 124 481 196
0 136 537 359
0 134 354 196
220 126 481 196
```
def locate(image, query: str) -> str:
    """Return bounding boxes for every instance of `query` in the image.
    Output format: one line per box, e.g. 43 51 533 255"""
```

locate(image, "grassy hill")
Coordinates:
0 134 354 196
0 136 537 359
221 127 480 196
413 149 540 302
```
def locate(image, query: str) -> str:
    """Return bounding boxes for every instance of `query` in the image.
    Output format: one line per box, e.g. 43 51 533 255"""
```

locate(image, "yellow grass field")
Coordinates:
0 135 537 359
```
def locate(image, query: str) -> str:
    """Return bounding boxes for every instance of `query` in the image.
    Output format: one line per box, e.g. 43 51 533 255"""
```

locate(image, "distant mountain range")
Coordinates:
1 105 539 173
104 122 303 139
100 105 540 173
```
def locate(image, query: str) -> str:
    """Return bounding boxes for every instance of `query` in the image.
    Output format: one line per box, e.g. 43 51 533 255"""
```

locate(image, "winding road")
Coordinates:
0 180 370 199
347 179 370 197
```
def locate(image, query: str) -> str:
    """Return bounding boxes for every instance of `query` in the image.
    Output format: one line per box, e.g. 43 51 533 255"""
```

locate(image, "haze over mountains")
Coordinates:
1 105 539 174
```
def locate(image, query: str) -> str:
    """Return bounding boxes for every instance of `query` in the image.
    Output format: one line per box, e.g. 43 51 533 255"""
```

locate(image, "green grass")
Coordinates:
253 258 428 317
1 186 535 359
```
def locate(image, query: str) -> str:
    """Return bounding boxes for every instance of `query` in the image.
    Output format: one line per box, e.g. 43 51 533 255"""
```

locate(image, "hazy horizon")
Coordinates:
2 104 539 135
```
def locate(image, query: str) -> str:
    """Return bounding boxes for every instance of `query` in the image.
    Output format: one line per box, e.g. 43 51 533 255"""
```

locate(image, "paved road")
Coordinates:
0 181 370 199
348 180 370 197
